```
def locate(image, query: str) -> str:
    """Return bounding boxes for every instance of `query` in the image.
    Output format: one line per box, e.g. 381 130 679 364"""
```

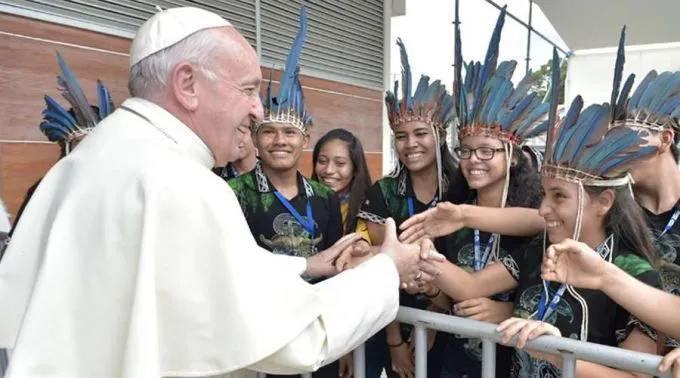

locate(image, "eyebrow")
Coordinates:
240 77 262 87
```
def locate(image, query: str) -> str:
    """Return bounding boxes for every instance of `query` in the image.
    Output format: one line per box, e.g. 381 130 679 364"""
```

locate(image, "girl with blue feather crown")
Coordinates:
0 51 115 263
356 33 461 378
602 27 680 355
416 6 549 378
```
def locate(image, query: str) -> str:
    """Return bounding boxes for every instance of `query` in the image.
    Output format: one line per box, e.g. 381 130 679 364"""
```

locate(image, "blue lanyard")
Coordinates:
536 283 568 321
536 239 608 321
657 207 680 239
273 191 315 239
473 230 498 271
339 192 350 203
407 195 439 217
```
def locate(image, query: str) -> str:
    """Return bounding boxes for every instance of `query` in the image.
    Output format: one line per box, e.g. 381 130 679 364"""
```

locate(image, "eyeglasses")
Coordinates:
454 147 505 160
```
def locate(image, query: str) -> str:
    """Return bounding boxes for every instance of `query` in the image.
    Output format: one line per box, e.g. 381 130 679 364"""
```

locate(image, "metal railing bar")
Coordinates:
561 354 577 378
481 339 497 378
396 307 671 377
414 324 428 378
353 344 366 378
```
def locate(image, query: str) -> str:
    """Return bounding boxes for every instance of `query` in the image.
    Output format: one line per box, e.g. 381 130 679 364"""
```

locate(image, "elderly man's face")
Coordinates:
196 28 264 166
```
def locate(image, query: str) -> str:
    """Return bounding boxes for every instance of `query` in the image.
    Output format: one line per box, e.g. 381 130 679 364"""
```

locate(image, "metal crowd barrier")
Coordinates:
349 306 673 378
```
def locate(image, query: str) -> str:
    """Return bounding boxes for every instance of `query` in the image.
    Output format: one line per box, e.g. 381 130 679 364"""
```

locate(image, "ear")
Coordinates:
303 133 311 149
510 147 521 167
658 129 675 154
252 129 262 150
595 188 615 217
171 62 200 111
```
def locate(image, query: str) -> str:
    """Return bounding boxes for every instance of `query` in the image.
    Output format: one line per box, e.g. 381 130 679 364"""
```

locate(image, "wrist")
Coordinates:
459 204 471 228
425 286 440 298
386 329 403 346
600 260 623 291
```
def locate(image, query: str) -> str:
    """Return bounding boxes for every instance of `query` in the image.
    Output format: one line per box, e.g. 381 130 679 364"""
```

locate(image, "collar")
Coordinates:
254 161 314 198
397 168 449 198
119 98 215 169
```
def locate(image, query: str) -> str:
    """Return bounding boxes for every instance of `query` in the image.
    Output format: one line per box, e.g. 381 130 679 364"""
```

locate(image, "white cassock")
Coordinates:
0 98 399 378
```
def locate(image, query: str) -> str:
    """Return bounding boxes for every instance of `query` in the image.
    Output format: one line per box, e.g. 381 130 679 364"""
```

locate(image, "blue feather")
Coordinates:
277 6 307 107
96 80 114 120
470 6 506 124
396 38 412 110
609 26 626 122
496 60 517 81
56 51 97 129
627 70 657 115
514 101 549 137
614 74 635 120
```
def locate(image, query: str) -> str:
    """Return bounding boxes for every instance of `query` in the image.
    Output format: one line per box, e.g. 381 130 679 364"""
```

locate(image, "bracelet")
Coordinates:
387 340 405 348
425 288 440 298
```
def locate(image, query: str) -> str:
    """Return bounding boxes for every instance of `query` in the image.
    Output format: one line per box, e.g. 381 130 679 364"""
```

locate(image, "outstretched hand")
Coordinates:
304 233 363 277
380 218 446 288
399 202 465 244
334 238 373 272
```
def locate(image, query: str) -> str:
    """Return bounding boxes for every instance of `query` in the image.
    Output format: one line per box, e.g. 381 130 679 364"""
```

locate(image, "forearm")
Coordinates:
428 289 451 312
461 204 544 236
385 321 403 345
252 255 400 374
602 263 680 340
539 353 644 378
435 261 516 301
570 360 642 378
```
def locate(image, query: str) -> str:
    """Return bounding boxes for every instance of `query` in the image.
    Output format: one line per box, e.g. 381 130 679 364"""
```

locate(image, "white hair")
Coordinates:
128 28 228 99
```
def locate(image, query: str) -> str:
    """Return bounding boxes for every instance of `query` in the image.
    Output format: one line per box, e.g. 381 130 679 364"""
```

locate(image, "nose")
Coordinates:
406 135 418 148
538 197 550 219
469 150 482 163
322 162 335 175
252 97 264 121
273 129 286 145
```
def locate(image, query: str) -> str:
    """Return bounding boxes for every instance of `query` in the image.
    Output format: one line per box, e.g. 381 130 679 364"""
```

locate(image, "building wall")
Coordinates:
0 13 383 220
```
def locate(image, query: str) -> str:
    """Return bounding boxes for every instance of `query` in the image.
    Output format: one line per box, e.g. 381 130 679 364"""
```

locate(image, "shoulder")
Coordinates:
375 176 398 192
613 251 657 278
227 171 256 192
308 179 334 198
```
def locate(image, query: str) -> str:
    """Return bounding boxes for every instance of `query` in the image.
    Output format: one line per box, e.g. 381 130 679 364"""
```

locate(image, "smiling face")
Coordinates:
539 176 610 245
394 121 437 173
254 122 309 171
458 135 509 191
314 138 354 194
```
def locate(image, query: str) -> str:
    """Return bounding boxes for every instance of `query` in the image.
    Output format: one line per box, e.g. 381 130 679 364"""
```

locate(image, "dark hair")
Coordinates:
671 132 679 163
312 128 373 234
453 145 543 208
585 185 658 266
521 145 544 172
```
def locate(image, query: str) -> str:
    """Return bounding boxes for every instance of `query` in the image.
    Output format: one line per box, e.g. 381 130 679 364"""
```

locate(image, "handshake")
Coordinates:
304 218 445 288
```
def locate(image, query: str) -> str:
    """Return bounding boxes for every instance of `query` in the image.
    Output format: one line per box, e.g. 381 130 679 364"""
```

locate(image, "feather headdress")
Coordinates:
542 49 657 186
40 51 115 148
384 38 454 132
455 6 548 146
607 27 680 132
256 6 312 134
